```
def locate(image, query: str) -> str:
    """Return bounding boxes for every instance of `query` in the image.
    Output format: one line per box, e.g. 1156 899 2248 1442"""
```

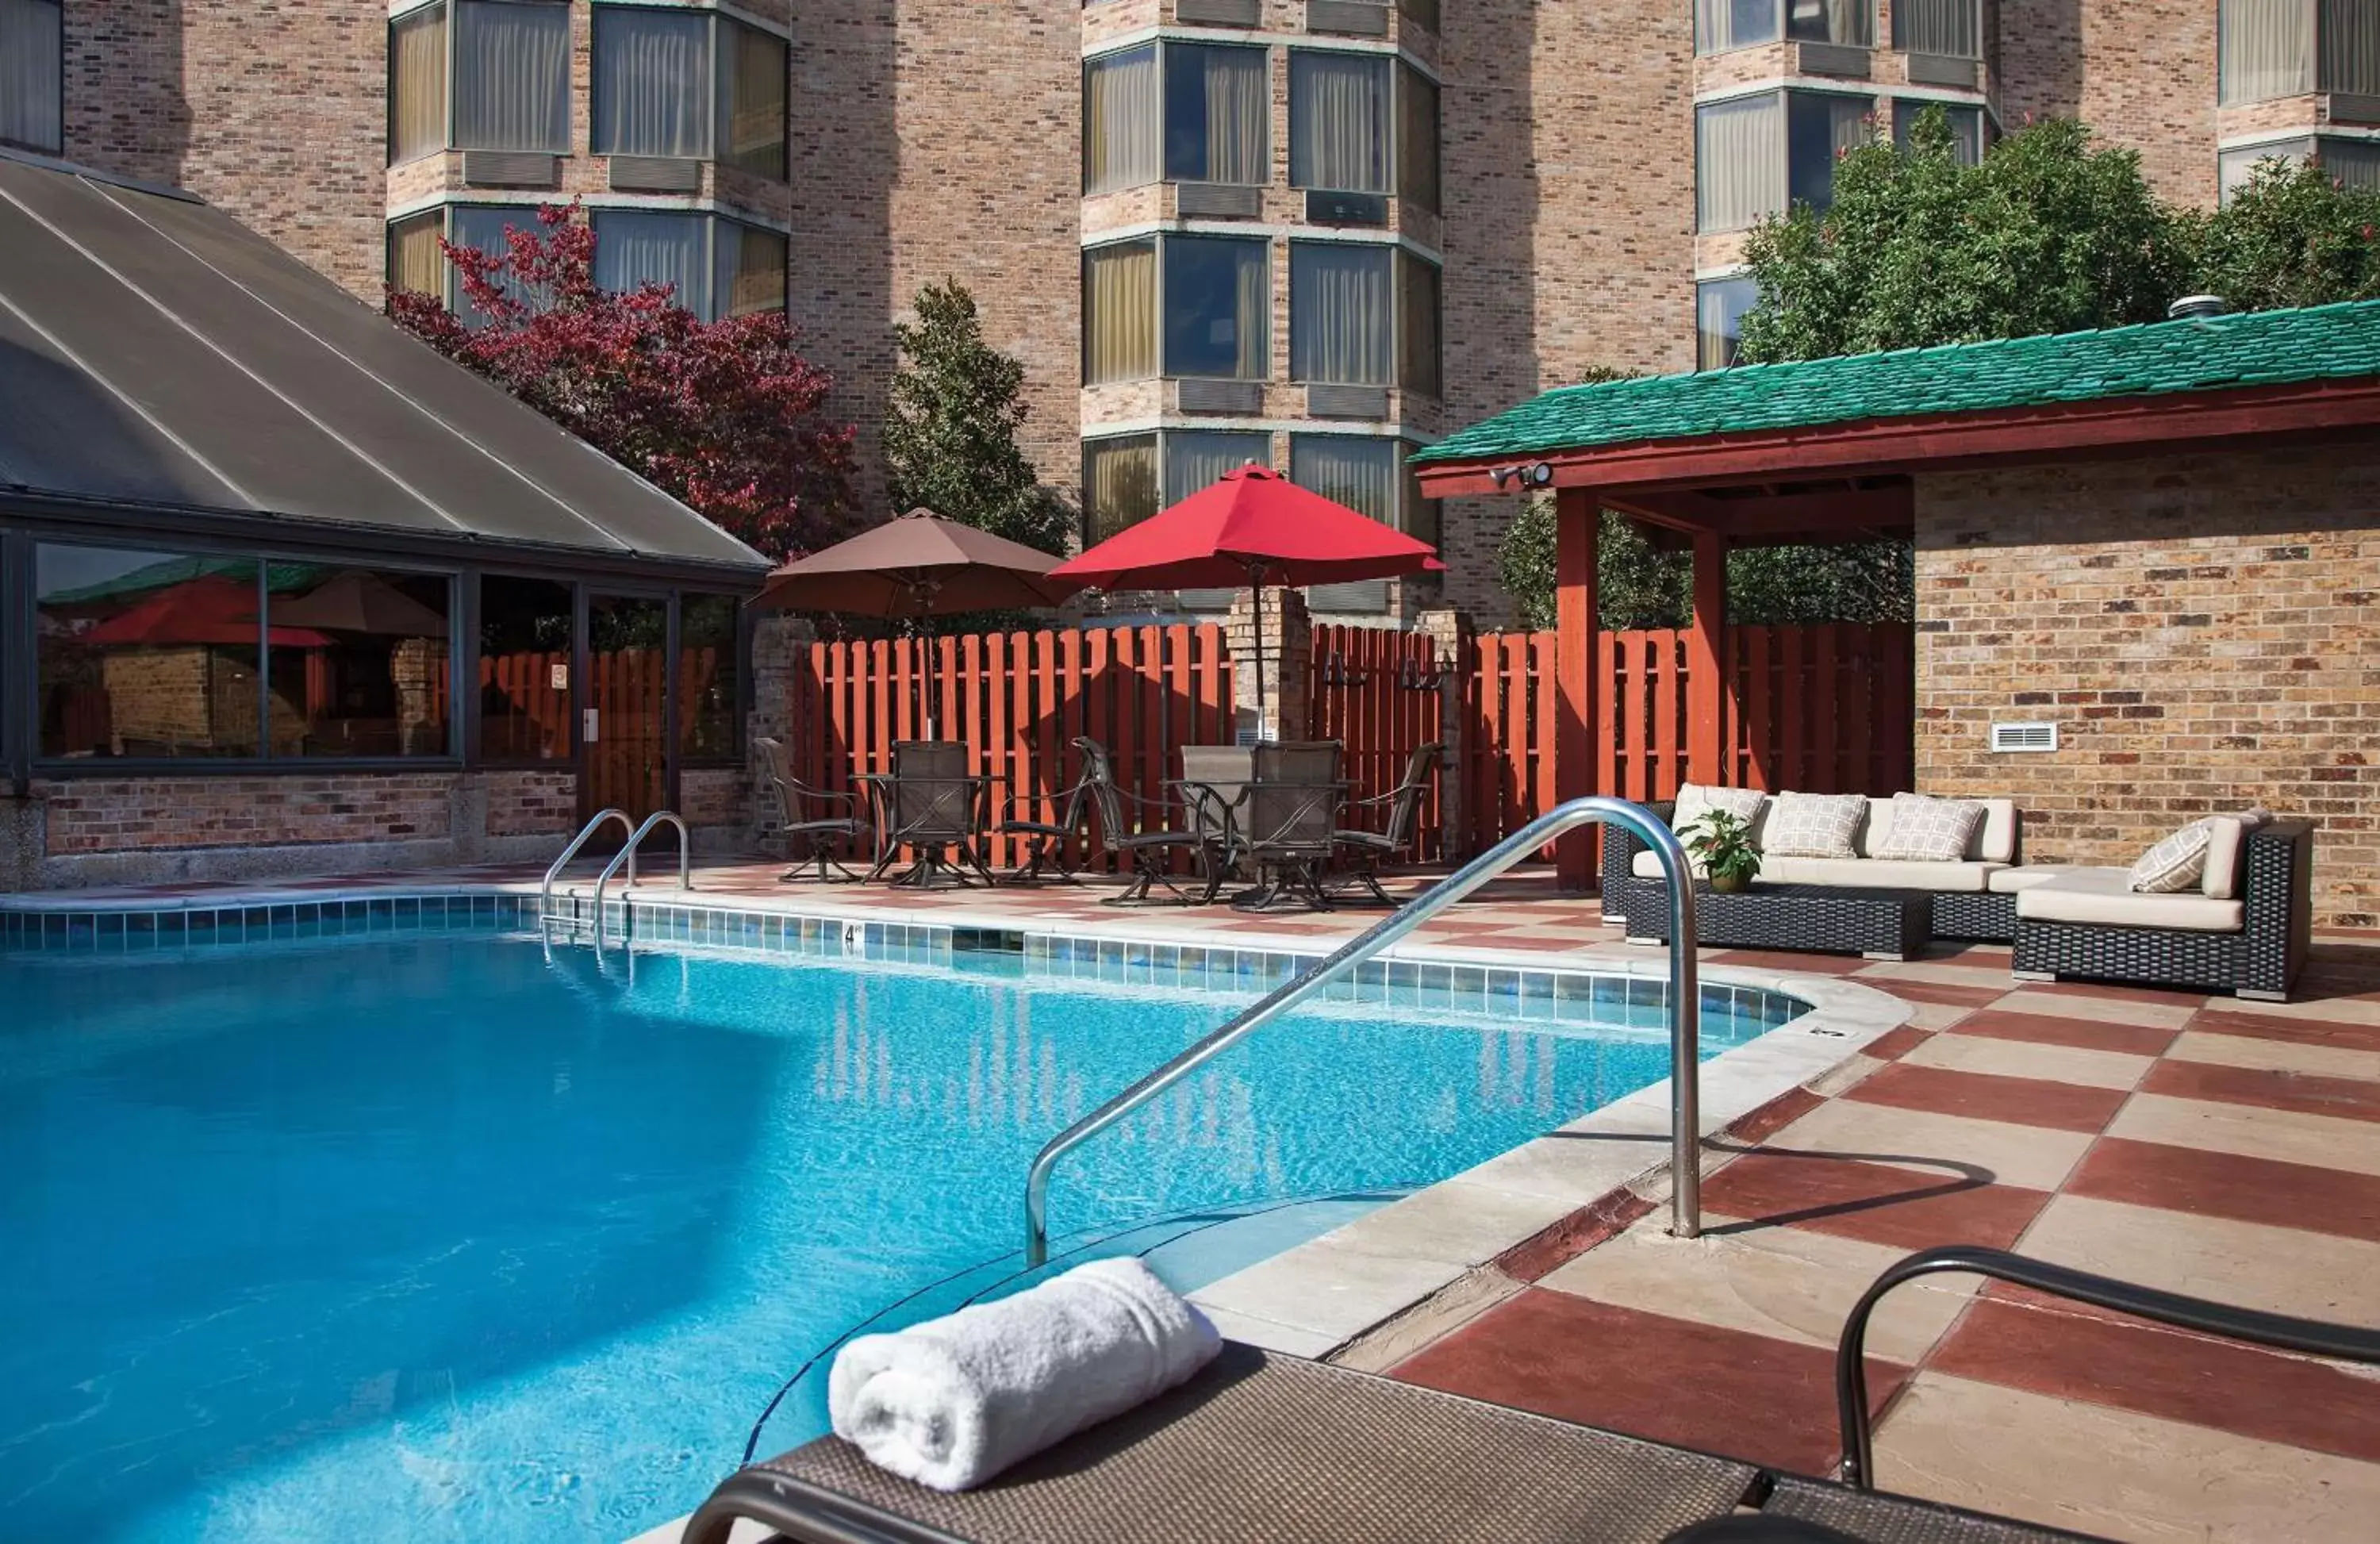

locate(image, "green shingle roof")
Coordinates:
1413 299 2380 466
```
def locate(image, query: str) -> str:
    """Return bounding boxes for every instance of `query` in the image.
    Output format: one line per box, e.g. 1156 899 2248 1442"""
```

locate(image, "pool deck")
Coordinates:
11 860 2380 1542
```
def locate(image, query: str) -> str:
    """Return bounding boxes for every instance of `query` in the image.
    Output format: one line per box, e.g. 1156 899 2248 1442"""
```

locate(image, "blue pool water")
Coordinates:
0 925 1798 1542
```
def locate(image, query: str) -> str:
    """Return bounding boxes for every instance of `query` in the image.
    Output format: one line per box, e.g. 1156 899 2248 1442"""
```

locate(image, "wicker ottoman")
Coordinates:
1621 880 1931 961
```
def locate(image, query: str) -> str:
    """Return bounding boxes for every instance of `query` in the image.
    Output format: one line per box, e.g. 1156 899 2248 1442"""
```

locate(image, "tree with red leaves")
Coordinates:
388 204 854 559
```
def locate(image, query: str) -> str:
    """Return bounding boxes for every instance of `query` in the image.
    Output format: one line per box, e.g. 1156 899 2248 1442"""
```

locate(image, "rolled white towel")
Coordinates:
827 1256 1222 1492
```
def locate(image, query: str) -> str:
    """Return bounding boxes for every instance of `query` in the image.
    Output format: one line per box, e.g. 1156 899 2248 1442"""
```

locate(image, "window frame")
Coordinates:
1288 47 1395 196
1156 232 1272 383
589 2 791 178
1082 39 1272 194
1889 0 1980 60
586 207 790 321
0 0 66 156
1695 86 1877 232
1081 236 1160 385
1695 274 1757 371
447 0 573 156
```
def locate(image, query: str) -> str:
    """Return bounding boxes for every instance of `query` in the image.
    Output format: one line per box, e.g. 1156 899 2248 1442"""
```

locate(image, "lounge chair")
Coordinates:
755 736 873 883
683 1244 2380 1544
1327 740 1443 906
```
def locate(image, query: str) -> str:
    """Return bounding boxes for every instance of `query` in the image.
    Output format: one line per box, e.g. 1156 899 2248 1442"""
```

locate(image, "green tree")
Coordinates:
2182 153 2380 312
1499 502 1692 632
1736 112 2189 364
882 280 1072 554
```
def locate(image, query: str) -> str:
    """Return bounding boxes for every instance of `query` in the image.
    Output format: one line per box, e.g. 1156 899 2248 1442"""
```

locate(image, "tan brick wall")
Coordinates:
485 770 579 839
1914 445 2380 928
681 766 750 830
40 773 456 855
2000 0 2218 208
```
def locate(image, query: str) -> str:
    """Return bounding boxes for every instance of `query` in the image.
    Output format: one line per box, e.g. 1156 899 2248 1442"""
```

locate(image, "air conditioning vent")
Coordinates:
1306 383 1390 419
1176 0 1261 25
1903 52 1979 88
1176 378 1262 414
461 150 559 189
1797 42 1871 79
1176 182 1262 219
608 156 703 193
1990 721 2059 754
1304 189 1388 226
2331 92 2380 125
1307 0 1390 37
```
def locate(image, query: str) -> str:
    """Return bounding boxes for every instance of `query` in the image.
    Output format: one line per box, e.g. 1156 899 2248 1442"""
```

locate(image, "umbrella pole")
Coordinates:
1249 560 1268 743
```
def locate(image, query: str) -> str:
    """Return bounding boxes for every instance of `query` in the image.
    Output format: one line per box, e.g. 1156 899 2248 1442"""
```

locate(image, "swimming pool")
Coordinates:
0 911 1803 1542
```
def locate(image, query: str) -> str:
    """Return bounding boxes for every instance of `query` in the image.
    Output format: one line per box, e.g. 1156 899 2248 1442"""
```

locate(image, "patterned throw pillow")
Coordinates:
2129 820 2213 893
1670 782 1766 838
1762 792 1868 858
1872 793 1986 862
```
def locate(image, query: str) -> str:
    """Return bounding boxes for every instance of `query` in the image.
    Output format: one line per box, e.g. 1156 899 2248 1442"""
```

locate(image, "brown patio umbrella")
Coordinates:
269 571 449 636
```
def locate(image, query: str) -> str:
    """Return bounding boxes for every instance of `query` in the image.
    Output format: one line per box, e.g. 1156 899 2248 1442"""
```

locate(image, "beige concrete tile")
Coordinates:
1540 1212 1975 1363
1898 1031 2152 1091
2208 993 2380 1027
2167 1029 2380 1082
1990 989 2198 1030
2016 1194 2380 1327
1852 961 2015 989
1188 1239 1471 1345
1873 1373 2380 1543
1319 1180 1581 1269
1902 1000 1974 1031
2108 1092 2380 1180
1766 1097 2094 1193
1184 1304 1338 1359
1804 1052 1886 1098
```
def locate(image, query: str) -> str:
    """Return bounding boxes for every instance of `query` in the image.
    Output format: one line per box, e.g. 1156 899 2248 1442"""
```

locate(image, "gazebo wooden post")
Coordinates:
1553 487 1599 889
1687 528 1729 786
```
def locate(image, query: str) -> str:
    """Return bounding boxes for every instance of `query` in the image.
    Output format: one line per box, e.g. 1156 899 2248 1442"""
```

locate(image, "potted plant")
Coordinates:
1682 808 1762 893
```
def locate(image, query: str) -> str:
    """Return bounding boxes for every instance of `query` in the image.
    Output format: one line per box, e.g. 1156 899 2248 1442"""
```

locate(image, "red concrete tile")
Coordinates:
1726 1085 1830 1147
1392 1289 1906 1474
1706 950 1871 975
1929 1296 2380 1465
1869 979 2003 1009
1700 1150 2051 1252
2140 1059 2380 1125
2066 1137 2380 1244
2186 1008 2380 1058
1951 1009 2177 1058
2025 980 2213 1010
1841 1061 2128 1135
1861 1027 1934 1062
1493 1189 1657 1283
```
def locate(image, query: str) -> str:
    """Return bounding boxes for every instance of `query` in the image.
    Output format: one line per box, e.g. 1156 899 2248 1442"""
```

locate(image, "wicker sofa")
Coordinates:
1603 799 2314 1000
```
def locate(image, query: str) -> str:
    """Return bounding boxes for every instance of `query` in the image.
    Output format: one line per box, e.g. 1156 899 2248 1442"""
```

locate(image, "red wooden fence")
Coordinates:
1305 623 1449 861
789 624 1236 869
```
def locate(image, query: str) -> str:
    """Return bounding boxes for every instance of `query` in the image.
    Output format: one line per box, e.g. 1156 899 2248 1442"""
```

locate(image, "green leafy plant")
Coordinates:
1682 808 1762 892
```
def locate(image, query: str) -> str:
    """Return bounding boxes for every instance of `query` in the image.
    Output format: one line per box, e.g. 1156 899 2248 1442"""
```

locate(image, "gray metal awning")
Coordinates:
0 152 770 576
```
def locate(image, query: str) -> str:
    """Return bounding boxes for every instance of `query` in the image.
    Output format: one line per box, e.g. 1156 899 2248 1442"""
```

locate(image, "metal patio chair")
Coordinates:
755 736 873 883
1073 737 1215 906
862 740 996 889
1229 740 1349 912
1328 740 1444 906
996 752 1100 885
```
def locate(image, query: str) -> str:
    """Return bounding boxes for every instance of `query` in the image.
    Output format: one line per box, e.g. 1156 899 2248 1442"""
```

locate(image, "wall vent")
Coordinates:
2332 93 2380 125
1307 0 1390 37
461 150 559 189
1176 0 1261 25
1903 52 1979 87
608 156 703 193
1176 181 1262 219
1990 721 2059 754
1797 43 1872 79
1176 378 1262 414
1304 189 1388 226
1307 383 1390 419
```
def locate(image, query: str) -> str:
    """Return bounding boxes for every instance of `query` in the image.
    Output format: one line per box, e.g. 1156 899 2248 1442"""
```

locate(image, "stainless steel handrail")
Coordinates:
593 810 693 953
540 808 633 935
1024 797 1702 1267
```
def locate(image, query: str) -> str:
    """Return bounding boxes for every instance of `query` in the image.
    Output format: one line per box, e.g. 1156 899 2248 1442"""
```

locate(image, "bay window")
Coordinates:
589 209 787 319
388 4 447 165
1696 275 1756 370
1164 236 1269 378
2220 134 2380 202
1891 0 1980 59
2222 1 2380 102
1084 45 1160 194
1892 98 1987 164
1398 63 1441 213
1398 250 1440 395
444 203 547 315
1698 0 1874 55
1697 90 1871 232
0 0 60 155
386 210 447 298
1290 436 1423 613
1291 51 1391 194
1081 41 1266 194
455 0 570 153
1288 242 1438 391
593 4 789 179
1082 240 1157 383
1081 432 1272 547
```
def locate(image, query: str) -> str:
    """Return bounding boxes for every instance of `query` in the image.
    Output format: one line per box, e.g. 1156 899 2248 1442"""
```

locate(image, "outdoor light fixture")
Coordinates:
1489 462 1557 490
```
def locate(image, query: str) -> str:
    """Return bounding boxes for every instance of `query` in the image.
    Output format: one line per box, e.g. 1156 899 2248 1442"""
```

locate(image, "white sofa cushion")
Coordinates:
1988 866 2082 893
2201 810 2272 901
2017 868 2245 932
1764 792 1868 858
1631 851 2007 891
1858 795 2018 862
1871 793 1987 862
2129 821 2213 893
1671 782 1767 837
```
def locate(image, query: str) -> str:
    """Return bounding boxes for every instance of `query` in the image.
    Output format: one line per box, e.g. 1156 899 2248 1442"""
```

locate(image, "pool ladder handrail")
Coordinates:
541 808 633 935
1024 797 1702 1268
590 811 694 953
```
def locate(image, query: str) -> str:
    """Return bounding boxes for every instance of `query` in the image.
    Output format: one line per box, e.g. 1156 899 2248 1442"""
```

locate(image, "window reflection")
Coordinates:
680 594 740 763
36 548 266 759
480 574 573 761
263 567 453 757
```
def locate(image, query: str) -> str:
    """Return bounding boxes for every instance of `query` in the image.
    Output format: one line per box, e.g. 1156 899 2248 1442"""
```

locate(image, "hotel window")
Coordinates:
593 4 789 179
389 4 448 165
446 203 547 315
2222 1 2380 103
1291 52 1391 194
1892 99 1986 164
1 0 63 155
1696 90 1871 232
1082 240 1157 383
1891 0 1979 58
1696 275 1756 370
1083 235 1269 383
386 209 447 298
1292 243 1392 386
2220 134 2380 202
454 0 570 154
1081 41 1266 195
477 575 573 762
1697 0 1874 55
1398 250 1441 396
1081 432 1270 546
589 209 788 319
1398 64 1441 213
1291 436 1426 612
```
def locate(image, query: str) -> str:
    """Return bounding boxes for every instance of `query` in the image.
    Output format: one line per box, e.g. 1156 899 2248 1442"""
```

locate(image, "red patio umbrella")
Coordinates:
79 577 333 648
1050 465 1443 732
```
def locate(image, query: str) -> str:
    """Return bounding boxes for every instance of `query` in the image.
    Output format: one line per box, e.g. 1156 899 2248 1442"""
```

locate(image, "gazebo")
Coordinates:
1411 302 2380 928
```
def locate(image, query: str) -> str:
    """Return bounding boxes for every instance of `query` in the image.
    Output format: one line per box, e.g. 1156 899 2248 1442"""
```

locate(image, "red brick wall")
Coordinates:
680 766 750 831
1914 444 2380 928
485 770 578 839
40 773 454 855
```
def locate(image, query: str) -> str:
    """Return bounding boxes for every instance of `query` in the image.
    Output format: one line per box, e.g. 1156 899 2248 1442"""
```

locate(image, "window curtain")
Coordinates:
716 224 786 317
389 6 447 165
1291 52 1391 192
1698 0 1783 54
1165 432 1270 502
2322 0 2380 94
595 6 711 157
1398 65 1440 212
1397 252 1440 396
1084 46 1159 194
1165 43 1267 184
594 209 710 315
447 204 543 313
388 213 447 297
721 22 787 179
453 0 570 152
1082 242 1157 382
1787 0 1873 47
1292 436 1398 612
2219 137 2313 202
1 0 64 154
2320 136 2380 192
2221 0 2315 102
1696 94 1784 231
1228 239 1270 379
1292 244 1392 386
1892 0 1978 56
1697 276 1754 369
1084 436 1160 541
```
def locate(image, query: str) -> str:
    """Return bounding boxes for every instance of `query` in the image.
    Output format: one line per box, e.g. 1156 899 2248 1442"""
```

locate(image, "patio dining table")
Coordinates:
855 746 1000 889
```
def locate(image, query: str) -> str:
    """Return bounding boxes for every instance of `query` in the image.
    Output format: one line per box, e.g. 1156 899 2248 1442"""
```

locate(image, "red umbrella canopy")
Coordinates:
79 577 333 648
1050 465 1445 592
